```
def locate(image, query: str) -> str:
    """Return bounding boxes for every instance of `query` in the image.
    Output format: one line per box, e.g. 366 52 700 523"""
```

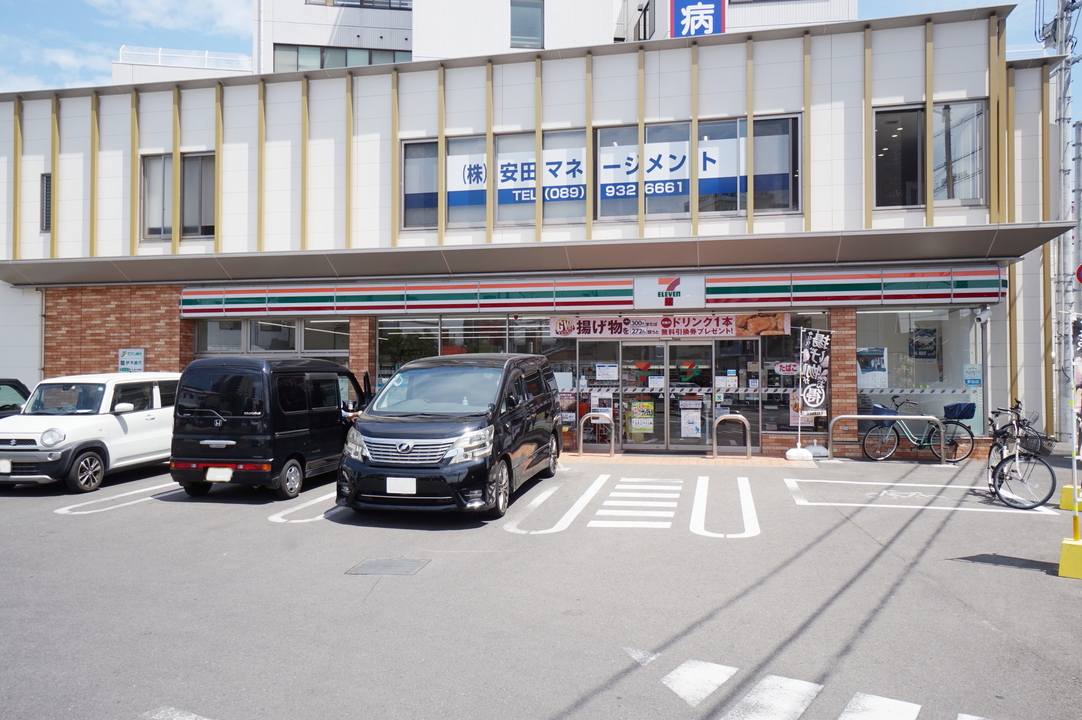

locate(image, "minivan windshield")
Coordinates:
370 365 502 416
23 383 106 415
176 369 265 418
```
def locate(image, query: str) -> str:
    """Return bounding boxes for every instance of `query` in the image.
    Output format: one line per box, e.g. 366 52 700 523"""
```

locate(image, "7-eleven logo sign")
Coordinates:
634 276 706 310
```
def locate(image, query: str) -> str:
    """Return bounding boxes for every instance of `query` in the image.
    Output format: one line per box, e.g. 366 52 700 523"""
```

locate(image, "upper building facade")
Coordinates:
0 5 1069 454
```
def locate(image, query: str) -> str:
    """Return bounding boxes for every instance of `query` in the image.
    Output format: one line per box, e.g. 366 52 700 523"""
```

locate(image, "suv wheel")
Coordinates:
538 432 559 479
276 459 304 500
484 461 510 519
65 451 104 493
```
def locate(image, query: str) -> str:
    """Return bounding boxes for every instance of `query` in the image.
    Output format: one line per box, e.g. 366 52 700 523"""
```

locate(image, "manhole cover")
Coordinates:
346 558 429 576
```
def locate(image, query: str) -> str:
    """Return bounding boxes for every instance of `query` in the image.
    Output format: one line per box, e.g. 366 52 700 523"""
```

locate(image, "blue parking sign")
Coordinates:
672 0 725 38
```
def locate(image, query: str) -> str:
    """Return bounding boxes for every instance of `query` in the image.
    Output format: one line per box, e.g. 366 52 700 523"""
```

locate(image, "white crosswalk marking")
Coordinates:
588 477 683 528
957 715 992 720
718 674 823 720
837 692 921 720
662 660 739 707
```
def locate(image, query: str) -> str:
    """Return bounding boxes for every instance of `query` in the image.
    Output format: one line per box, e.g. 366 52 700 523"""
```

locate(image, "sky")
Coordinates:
0 1 1061 94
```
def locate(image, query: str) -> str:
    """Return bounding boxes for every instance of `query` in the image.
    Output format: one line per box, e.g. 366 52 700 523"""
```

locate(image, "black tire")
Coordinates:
484 460 510 519
862 425 899 460
65 451 105 493
275 459 304 500
182 482 212 497
537 432 559 479
993 454 1056 509
986 443 1004 493
929 421 974 462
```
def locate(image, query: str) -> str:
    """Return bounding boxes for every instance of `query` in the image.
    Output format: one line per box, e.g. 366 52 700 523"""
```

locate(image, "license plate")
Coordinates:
205 467 233 482
0 459 10 474
386 477 416 495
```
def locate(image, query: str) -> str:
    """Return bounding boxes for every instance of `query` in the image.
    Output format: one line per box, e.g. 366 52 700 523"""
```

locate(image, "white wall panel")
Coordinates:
179 87 215 153
0 103 11 258
645 48 691 123
264 81 301 252
58 96 90 259
398 70 438 139
138 91 173 156
753 38 803 116
592 53 638 126
354 74 391 249
933 20 988 101
308 78 346 251
96 94 131 257
221 84 259 253
698 44 746 119
871 26 924 106
541 57 585 129
1013 68 1043 224
0 282 42 383
444 65 487 137
18 99 51 259
494 61 535 133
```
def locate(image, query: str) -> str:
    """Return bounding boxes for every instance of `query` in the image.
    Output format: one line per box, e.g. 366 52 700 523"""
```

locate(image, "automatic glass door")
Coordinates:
620 342 712 451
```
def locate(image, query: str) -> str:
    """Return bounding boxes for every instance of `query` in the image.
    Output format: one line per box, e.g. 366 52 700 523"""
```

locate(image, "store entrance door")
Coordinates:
620 342 713 451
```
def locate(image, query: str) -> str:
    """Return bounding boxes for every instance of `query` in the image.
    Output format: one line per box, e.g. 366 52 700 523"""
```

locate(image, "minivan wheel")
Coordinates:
276 459 304 500
65 451 104 493
484 461 510 519
182 482 212 497
538 433 559 479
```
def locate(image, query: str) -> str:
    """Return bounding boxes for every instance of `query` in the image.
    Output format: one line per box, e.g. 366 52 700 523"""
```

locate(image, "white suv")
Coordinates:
0 372 181 493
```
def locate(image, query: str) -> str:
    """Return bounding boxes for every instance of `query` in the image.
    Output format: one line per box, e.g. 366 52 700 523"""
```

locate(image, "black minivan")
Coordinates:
171 358 364 499
336 353 560 518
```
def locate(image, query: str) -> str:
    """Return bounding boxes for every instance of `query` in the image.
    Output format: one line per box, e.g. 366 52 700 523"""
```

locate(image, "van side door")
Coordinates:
520 365 548 472
274 374 309 472
497 372 529 484
107 381 158 467
307 373 344 474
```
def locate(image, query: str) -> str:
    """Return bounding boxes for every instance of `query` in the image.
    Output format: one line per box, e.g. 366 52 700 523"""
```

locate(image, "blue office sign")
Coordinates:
672 0 725 38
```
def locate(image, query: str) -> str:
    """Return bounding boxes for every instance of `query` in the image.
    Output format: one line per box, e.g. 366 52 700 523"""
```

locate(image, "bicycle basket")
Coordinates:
943 402 975 420
1023 411 1040 426
871 403 898 428
1019 432 1055 457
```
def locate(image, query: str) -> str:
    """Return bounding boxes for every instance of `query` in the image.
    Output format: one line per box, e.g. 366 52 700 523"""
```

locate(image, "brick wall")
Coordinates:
828 307 860 458
348 316 377 389
44 285 192 376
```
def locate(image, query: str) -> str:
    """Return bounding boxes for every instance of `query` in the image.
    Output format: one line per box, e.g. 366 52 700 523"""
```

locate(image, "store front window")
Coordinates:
856 308 984 434
193 318 350 364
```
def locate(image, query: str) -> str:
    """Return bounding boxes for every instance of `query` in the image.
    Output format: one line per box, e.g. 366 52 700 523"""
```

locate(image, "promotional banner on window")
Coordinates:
598 141 691 200
446 153 488 208
496 147 587 205
672 0 726 38
550 314 790 338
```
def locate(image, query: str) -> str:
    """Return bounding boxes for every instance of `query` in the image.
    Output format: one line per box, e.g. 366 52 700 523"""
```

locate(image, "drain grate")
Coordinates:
346 558 430 576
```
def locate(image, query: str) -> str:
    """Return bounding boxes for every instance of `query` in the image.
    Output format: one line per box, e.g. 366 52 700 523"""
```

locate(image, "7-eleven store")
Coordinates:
177 264 1007 457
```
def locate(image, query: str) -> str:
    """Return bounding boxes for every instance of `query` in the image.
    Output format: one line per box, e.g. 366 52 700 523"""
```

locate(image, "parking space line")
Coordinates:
502 485 561 534
603 500 677 507
528 474 611 535
588 519 671 528
267 491 346 523
595 509 675 518
54 482 181 515
784 478 1060 515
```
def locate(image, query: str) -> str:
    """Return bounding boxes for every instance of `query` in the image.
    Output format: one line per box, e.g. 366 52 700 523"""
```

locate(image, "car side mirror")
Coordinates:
505 394 519 410
113 402 135 414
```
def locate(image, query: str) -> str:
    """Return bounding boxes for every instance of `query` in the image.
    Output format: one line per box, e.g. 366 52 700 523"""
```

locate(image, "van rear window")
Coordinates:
177 370 265 417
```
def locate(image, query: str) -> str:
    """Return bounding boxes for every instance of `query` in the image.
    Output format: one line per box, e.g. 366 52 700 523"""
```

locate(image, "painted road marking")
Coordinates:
54 482 182 515
690 476 760 539
588 477 682 528
785 478 1059 515
661 659 738 707
837 692 921 720
504 474 610 534
143 707 216 720
719 674 823 720
267 491 353 523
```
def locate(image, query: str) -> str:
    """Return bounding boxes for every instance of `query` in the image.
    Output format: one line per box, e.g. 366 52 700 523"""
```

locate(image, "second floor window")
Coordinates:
144 154 215 239
511 0 544 48
40 173 52 233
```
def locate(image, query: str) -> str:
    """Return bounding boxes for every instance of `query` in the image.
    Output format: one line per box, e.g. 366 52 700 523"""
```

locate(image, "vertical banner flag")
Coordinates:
672 1 725 38
800 330 832 412
1073 318 1082 454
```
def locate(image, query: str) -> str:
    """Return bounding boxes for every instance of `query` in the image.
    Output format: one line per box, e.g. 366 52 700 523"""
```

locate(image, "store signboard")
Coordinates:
496 147 586 205
550 313 790 338
118 348 144 373
672 0 726 37
634 276 706 309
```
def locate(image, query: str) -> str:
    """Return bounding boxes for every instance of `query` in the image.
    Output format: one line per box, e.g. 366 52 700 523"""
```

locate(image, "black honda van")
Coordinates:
171 358 364 499
336 353 560 518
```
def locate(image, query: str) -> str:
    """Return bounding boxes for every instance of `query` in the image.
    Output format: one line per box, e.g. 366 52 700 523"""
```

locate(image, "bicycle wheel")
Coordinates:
929 421 974 462
993 454 1056 509
986 442 1004 493
862 425 899 460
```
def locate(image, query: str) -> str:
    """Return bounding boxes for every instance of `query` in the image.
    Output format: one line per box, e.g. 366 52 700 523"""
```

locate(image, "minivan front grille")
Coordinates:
362 436 455 465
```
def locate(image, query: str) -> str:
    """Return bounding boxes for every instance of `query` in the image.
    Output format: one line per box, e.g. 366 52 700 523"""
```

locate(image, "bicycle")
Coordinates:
862 395 975 462
985 400 1041 493
988 401 1057 510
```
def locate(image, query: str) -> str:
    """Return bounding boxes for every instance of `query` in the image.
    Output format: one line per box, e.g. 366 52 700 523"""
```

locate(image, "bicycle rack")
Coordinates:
712 414 752 460
575 412 615 457
827 414 948 464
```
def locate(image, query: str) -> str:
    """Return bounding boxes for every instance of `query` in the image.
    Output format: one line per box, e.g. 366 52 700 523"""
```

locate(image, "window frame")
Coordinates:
142 152 215 240
510 0 545 49
402 140 439 230
40 173 52 233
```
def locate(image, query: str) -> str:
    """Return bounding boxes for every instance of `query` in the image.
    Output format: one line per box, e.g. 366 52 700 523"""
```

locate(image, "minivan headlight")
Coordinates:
40 428 66 448
344 426 369 461
444 425 494 464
